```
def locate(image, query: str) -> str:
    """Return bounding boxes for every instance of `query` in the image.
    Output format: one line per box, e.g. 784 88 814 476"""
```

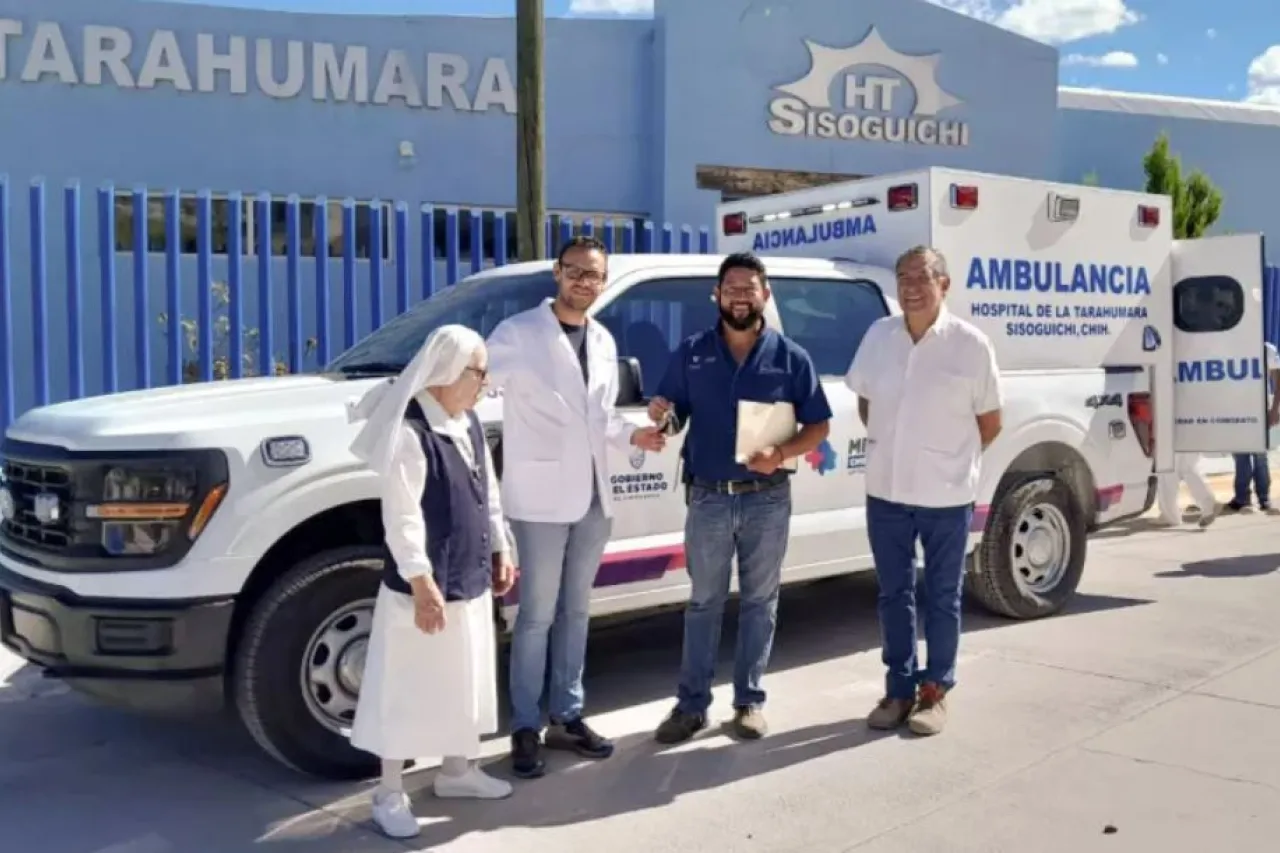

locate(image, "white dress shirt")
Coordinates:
381 391 508 583
845 307 1002 508
487 301 637 523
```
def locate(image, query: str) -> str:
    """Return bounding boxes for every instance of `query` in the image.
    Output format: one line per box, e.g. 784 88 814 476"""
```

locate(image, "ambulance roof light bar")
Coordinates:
723 197 880 234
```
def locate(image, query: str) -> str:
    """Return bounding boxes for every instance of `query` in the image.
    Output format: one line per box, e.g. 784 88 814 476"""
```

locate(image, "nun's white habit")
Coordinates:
347 326 506 763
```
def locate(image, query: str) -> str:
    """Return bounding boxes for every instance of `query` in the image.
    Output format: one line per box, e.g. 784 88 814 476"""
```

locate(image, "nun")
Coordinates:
347 324 516 840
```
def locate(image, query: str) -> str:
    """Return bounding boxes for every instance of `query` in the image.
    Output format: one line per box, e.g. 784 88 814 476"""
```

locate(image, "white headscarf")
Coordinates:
347 324 485 477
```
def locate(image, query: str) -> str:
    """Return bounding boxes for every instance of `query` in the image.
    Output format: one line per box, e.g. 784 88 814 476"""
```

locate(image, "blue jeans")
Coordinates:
1232 453 1271 507
865 496 973 701
675 482 791 715
508 492 613 733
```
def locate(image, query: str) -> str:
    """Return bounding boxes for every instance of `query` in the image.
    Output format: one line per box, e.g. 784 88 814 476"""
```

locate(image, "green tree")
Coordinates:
1142 132 1223 239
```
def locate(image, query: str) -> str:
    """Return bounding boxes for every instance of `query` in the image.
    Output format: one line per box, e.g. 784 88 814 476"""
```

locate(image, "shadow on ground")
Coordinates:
0 574 1151 851
1157 551 1280 579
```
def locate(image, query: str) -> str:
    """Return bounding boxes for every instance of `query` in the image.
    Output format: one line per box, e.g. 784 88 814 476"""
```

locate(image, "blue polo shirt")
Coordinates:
655 325 833 483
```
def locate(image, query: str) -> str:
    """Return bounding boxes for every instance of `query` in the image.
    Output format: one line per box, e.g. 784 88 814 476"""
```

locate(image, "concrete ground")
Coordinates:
4 499 1280 852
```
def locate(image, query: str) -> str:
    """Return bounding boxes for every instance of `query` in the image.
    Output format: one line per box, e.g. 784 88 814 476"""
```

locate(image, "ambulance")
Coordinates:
0 168 1267 780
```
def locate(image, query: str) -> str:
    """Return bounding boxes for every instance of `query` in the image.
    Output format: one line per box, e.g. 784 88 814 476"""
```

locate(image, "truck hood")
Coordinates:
6 376 506 452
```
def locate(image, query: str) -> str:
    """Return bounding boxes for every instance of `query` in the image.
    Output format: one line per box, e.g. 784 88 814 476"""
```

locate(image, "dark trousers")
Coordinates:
866 496 973 701
1232 453 1272 508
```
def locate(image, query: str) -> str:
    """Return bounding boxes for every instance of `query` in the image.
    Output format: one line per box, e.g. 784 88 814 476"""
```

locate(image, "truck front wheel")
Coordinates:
232 546 383 780
966 475 1087 620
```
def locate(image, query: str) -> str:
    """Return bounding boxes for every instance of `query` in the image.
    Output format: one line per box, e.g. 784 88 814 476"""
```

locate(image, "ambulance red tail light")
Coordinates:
1137 205 1160 228
887 183 918 211
1127 392 1154 457
949 184 979 210
722 212 747 235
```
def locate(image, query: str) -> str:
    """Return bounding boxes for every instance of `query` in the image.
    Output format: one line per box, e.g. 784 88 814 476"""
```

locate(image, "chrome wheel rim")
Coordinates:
1010 502 1071 596
299 599 374 733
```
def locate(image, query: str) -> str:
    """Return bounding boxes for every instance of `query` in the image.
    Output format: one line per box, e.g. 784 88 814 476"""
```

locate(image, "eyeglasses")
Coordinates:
560 262 607 286
465 366 488 383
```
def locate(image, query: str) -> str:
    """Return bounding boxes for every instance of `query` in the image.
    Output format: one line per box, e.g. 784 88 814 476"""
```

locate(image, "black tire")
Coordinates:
232 545 384 780
966 475 1087 620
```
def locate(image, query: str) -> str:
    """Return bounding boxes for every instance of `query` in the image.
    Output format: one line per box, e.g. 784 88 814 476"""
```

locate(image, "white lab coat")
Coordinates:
486 300 637 523
1156 452 1217 525
348 392 503 760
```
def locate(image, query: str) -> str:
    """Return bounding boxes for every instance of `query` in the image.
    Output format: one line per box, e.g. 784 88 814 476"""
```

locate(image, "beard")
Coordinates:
719 303 762 332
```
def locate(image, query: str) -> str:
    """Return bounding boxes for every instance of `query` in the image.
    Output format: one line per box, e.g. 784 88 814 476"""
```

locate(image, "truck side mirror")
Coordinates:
615 357 645 407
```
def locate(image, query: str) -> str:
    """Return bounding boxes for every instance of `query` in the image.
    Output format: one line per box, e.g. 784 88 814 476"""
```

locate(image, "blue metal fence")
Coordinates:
1 175 1279 435
0 177 715 432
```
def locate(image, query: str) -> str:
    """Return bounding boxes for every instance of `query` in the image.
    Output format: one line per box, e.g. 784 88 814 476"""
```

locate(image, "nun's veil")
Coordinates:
347 324 485 476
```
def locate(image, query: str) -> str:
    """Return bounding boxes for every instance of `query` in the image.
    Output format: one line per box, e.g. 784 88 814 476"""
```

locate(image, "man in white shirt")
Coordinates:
1227 340 1280 512
486 236 666 779
844 246 1002 737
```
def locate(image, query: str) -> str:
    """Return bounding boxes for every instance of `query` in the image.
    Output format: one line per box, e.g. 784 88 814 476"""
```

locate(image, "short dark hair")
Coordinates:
557 235 607 264
717 252 768 286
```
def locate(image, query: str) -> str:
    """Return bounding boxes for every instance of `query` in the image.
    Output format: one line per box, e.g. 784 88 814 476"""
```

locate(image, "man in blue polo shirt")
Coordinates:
647 252 832 743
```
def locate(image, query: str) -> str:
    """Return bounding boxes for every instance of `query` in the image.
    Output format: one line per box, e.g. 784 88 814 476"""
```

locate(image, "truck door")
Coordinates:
1171 234 1270 454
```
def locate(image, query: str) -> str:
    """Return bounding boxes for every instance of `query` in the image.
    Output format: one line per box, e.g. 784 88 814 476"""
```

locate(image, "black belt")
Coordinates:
689 471 790 495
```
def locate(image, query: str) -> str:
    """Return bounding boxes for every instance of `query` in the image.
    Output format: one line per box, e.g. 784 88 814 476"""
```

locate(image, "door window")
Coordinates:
770 277 888 375
594 277 720 398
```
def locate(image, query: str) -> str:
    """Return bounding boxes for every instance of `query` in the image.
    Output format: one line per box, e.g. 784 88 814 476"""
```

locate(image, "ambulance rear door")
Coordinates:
1171 233 1270 453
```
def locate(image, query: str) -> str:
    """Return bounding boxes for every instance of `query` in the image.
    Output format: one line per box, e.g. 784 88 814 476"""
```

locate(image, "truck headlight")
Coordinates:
88 466 228 555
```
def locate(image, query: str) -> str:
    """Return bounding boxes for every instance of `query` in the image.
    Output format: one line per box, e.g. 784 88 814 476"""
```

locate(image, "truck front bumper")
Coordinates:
0 564 234 714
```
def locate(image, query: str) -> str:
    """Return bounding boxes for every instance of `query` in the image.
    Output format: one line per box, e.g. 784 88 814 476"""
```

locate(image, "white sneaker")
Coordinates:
371 789 420 839
433 765 514 800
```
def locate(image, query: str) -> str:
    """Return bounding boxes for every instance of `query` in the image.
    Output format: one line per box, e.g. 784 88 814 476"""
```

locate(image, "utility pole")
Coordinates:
515 0 546 261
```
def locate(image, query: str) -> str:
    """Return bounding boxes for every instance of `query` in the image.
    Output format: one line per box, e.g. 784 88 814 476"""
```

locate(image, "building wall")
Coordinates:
1 0 652 214
1056 91 1280 261
652 0 1061 228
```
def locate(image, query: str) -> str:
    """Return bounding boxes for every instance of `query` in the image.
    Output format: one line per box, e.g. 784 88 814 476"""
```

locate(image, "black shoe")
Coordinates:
654 708 707 745
1226 501 1248 512
545 716 614 759
510 728 546 779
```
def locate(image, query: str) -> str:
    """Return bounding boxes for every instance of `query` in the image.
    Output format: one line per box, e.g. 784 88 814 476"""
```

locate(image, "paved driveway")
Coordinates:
4 508 1280 852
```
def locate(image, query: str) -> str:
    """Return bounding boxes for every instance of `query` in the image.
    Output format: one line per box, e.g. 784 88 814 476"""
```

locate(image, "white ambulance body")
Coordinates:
717 167 1271 473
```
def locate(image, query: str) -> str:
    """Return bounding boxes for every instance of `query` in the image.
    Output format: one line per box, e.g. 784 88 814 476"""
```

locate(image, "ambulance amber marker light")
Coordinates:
1137 205 1160 227
722 212 747 235
887 184 918 211
950 184 979 210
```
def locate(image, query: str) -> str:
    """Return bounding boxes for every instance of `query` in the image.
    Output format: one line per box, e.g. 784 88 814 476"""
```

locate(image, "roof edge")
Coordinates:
1059 86 1280 127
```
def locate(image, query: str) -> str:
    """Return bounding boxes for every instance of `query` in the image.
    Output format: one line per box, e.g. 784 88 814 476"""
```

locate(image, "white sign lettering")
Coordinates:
0 19 516 113
769 27 969 146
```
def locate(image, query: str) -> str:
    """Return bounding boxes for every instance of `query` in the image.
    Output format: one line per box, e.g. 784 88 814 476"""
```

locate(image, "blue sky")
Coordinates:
161 0 1280 104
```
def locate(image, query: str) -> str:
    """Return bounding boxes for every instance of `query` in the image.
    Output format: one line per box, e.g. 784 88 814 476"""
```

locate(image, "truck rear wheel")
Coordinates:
232 546 383 780
966 475 1087 620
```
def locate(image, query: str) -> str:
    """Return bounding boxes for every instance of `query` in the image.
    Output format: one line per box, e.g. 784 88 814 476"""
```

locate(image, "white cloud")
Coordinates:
928 0 1141 44
1156 52 1168 64
1062 50 1138 67
1246 45 1280 104
1206 28 1217 39
567 0 652 13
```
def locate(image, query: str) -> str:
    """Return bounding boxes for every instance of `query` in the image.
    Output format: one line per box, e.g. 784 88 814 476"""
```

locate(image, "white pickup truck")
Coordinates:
0 168 1269 780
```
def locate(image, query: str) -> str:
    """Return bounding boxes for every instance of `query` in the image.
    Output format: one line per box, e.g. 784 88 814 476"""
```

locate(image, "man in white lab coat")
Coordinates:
487 236 667 779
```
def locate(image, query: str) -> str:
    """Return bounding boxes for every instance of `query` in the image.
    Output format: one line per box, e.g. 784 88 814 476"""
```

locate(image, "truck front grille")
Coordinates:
1 460 74 551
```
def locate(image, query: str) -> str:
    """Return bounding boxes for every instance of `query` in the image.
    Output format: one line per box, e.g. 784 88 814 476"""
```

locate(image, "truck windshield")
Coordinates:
324 270 557 375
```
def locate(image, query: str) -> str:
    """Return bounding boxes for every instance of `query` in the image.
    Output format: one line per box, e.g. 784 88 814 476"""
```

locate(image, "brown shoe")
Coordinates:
732 706 768 739
867 696 914 730
907 682 948 736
